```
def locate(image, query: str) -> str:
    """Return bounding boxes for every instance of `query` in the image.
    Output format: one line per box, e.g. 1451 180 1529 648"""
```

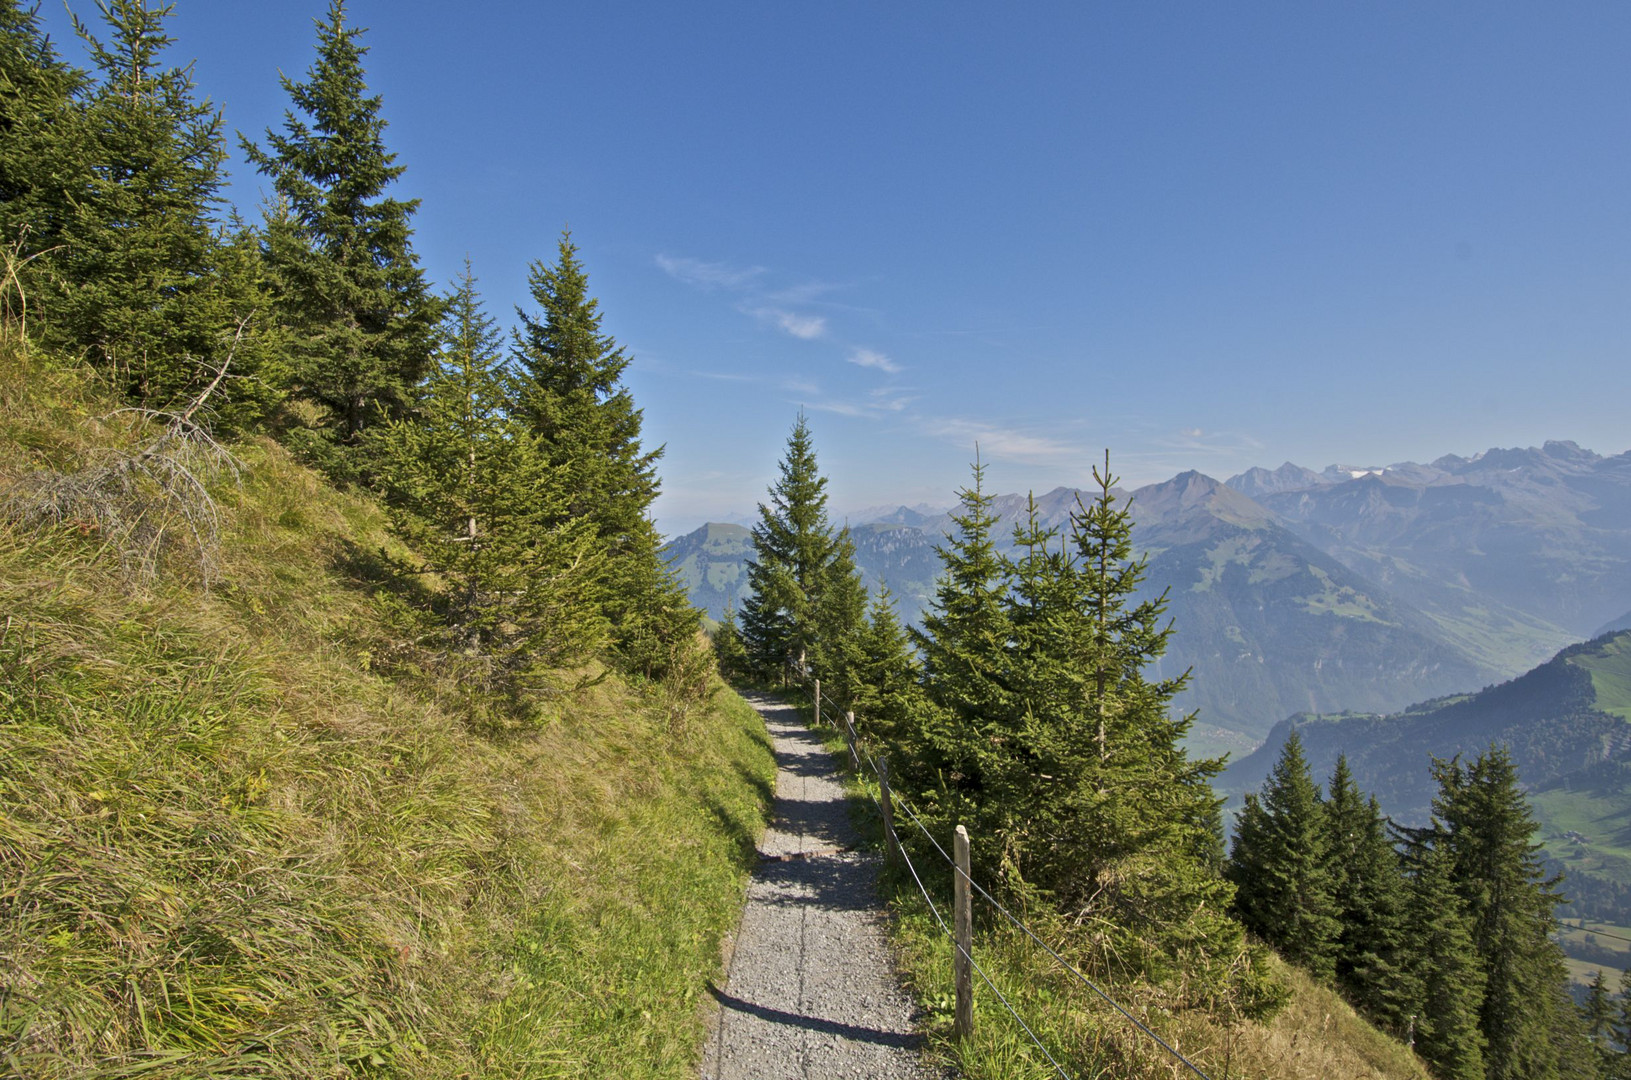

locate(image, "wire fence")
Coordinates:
1556 921 1631 947
804 682 1215 1080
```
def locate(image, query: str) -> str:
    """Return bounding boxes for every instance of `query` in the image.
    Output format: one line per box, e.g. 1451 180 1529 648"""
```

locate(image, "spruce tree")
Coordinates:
514 231 658 531
244 0 439 447
511 232 690 675
0 0 87 295
1323 756 1411 1028
911 458 1273 1010
911 455 1012 796
1614 970 1631 1080
1583 970 1615 1062
46 1 264 413
1400 825 1488 1080
375 263 603 679
1434 748 1583 1080
711 604 748 681
1058 469 1253 1002
740 414 840 682
983 493 1088 884
846 587 925 757
1227 730 1342 979
810 526 868 706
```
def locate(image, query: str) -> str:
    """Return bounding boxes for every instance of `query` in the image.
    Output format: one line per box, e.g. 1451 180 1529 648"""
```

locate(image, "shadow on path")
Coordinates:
707 984 921 1051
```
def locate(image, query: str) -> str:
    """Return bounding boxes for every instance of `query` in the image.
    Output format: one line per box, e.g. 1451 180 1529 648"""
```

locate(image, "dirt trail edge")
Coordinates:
701 692 938 1080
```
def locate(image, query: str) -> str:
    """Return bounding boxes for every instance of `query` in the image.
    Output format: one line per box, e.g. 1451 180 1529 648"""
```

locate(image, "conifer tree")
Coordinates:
45 1 264 413
1323 756 1411 1028
244 0 439 447
980 493 1085 881
1614 970 1631 1080
0 0 87 282
846 587 925 755
513 231 658 531
911 455 1012 794
740 414 841 682
511 232 691 675
1227 730 1341 979
375 264 603 679
811 526 868 705
1433 748 1586 1080
1399 825 1488 1080
911 458 1272 1010
711 603 748 681
1583 970 1615 1061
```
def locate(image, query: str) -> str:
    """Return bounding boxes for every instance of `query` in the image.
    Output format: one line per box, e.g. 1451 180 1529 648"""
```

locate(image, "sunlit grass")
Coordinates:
0 347 776 1077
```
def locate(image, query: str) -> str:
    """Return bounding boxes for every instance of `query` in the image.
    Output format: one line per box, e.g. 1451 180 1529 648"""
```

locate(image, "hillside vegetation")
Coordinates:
1222 630 1631 914
0 348 775 1076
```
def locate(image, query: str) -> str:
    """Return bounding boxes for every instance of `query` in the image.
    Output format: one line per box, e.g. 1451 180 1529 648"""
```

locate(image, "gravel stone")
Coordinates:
701 693 939 1080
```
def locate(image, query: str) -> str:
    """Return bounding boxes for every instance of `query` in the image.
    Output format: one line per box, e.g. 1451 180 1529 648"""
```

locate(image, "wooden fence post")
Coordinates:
954 823 974 1040
845 710 860 768
879 756 895 859
813 678 822 725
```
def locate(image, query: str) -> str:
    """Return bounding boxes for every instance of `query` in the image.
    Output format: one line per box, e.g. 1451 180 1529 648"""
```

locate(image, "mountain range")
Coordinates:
663 440 1631 756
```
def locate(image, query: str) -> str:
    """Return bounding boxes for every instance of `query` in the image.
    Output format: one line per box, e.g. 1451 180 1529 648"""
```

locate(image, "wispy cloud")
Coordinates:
1152 427 1265 455
805 399 870 418
848 348 901 374
750 307 827 340
656 250 854 342
766 281 843 305
869 387 913 411
919 417 1084 464
653 254 764 290
794 385 914 420
692 369 823 398
691 370 759 383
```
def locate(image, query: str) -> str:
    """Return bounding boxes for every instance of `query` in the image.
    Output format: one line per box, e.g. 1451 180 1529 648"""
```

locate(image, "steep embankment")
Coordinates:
0 353 775 1077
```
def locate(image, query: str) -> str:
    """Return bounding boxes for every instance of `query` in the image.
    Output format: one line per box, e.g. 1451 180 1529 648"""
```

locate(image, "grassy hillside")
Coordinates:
0 349 776 1077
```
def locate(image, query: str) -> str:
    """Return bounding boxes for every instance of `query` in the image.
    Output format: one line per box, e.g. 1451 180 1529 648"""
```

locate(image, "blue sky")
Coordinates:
35 1 1631 535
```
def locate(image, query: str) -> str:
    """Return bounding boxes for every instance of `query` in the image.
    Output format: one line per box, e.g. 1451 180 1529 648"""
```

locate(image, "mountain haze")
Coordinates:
1218 630 1631 925
1234 440 1631 674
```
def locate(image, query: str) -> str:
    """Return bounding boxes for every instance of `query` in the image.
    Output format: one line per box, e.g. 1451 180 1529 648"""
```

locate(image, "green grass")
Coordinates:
0 348 776 1077
1570 632 1631 721
1533 789 1631 885
472 689 774 1075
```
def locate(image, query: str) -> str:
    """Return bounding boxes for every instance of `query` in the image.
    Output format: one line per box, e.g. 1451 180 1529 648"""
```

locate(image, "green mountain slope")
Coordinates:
661 521 752 621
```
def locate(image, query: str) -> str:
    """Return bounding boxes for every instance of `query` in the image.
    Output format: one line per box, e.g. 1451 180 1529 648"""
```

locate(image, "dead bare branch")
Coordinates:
3 324 249 589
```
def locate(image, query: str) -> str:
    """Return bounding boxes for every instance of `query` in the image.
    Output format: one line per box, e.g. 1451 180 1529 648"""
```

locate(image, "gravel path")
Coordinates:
701 692 937 1080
